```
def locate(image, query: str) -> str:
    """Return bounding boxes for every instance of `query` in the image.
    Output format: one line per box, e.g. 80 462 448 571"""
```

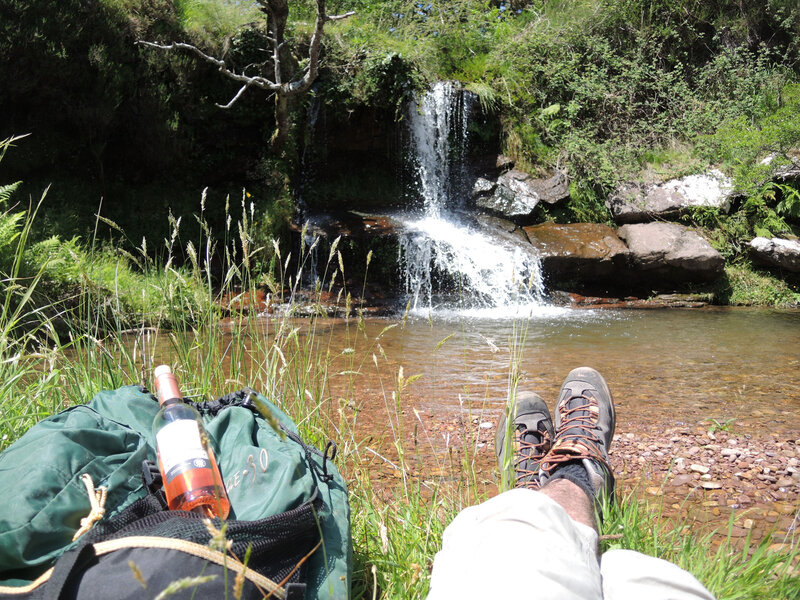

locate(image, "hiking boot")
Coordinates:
540 367 616 505
496 391 554 489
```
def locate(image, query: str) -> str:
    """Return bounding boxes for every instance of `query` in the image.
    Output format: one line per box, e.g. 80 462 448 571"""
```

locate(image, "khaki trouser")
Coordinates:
428 489 715 600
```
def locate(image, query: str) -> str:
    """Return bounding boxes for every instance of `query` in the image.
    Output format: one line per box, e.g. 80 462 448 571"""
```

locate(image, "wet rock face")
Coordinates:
297 211 403 289
608 170 733 224
472 213 530 246
474 169 569 219
523 222 631 286
749 237 800 272
617 222 725 282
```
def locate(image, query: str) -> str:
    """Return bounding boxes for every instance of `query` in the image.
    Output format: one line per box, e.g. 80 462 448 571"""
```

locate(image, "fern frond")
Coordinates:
0 182 21 207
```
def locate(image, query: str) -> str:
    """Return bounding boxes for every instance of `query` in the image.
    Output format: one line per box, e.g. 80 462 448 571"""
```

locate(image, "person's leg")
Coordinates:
428 368 716 600
601 549 715 600
427 391 604 600
539 478 596 531
426 488 603 600
540 368 715 600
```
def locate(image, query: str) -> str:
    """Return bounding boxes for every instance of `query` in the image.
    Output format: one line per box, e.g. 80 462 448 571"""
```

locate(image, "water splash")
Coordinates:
399 81 545 317
400 215 544 317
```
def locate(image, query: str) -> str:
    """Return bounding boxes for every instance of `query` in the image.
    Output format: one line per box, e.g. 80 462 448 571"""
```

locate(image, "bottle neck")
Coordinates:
155 370 183 406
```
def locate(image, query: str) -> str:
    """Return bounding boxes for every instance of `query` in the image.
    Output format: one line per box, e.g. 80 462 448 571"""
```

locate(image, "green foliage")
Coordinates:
0 138 29 274
0 182 21 207
174 0 260 42
714 262 800 307
0 211 24 273
484 2 795 195
702 83 800 193
705 418 735 434
565 181 613 224
773 182 800 220
602 491 800 600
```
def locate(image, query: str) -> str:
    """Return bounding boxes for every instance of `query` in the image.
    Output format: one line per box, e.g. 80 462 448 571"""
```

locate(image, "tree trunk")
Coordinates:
271 93 290 152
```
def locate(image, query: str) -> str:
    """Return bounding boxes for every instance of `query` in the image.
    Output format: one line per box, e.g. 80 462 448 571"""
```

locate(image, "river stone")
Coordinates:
523 223 630 285
748 237 800 272
473 213 532 247
760 152 800 182
496 154 515 173
475 169 569 219
608 170 734 224
471 177 496 199
617 222 724 282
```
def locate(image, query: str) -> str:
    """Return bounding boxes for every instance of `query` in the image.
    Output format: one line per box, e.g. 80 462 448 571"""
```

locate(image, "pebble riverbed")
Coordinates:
437 415 800 550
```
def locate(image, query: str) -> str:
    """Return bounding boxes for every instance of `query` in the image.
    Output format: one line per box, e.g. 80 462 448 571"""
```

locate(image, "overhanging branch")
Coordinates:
217 82 253 109
136 40 280 94
136 1 354 145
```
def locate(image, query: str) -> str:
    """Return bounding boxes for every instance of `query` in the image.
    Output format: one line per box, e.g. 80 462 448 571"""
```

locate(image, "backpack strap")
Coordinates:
35 545 96 600
192 388 259 416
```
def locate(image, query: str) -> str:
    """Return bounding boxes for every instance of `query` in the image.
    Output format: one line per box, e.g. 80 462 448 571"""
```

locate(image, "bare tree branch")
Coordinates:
136 40 280 92
327 11 356 21
137 0 354 150
217 82 253 109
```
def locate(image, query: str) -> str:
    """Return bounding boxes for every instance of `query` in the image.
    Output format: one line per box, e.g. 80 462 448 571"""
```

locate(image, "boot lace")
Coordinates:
514 427 551 489
541 394 608 475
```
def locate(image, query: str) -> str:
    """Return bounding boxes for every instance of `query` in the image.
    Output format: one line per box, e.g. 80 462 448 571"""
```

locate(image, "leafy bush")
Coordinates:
716 262 800 307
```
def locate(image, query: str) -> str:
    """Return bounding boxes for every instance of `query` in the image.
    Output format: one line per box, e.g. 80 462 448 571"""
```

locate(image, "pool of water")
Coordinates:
323 307 800 438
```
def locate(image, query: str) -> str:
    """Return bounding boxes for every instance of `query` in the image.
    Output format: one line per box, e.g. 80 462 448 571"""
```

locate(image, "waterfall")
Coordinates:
297 92 324 286
399 81 545 317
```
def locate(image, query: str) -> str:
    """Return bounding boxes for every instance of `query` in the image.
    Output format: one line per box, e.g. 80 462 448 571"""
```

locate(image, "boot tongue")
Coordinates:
559 394 601 441
517 425 539 447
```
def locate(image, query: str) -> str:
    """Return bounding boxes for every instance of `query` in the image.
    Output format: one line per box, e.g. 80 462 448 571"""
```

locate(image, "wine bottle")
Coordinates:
152 365 230 518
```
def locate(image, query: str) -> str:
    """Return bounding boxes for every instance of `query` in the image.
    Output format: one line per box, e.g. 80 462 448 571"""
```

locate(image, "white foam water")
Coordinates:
399 81 546 317
399 215 545 316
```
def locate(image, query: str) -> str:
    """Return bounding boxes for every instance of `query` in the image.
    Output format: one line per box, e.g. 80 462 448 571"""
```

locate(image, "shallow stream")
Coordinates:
321 307 800 439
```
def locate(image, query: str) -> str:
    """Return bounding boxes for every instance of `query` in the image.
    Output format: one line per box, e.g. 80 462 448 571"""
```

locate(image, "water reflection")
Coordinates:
322 308 800 437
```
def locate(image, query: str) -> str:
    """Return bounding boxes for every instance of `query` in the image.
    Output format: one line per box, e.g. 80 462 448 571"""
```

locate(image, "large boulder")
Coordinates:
608 170 733 224
474 169 569 219
749 237 800 272
523 223 630 289
472 213 530 246
617 222 724 283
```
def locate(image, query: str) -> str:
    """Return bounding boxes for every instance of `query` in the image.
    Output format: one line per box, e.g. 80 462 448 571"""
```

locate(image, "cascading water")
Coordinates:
399 81 545 317
298 92 324 286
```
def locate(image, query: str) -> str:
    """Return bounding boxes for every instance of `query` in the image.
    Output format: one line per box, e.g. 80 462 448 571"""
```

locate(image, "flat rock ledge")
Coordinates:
608 170 733 224
749 236 800 272
617 222 724 282
522 222 724 292
524 222 630 284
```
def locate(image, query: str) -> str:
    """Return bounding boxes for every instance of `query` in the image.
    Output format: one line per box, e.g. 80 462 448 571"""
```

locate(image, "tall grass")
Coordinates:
0 190 797 599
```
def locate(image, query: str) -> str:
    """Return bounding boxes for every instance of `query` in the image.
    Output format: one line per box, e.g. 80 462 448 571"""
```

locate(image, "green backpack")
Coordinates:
0 385 351 599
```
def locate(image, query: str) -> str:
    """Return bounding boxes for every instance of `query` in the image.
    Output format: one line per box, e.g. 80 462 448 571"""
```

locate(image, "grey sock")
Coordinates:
545 461 594 500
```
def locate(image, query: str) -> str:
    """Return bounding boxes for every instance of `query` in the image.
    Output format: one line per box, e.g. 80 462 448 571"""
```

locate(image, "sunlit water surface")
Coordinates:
318 307 800 438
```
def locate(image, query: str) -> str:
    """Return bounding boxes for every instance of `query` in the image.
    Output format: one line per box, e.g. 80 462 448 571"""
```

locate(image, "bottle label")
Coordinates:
156 420 212 483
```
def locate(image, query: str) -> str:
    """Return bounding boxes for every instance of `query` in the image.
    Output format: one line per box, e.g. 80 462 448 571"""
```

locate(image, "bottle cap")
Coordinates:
154 365 173 378
154 365 181 404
